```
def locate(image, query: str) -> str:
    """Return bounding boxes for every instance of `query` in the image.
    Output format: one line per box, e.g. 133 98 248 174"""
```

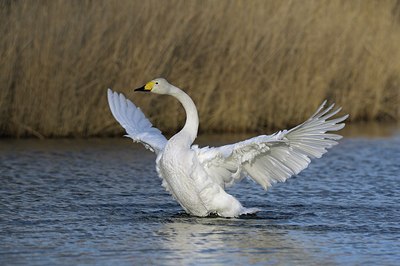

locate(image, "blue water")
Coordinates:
0 135 399 265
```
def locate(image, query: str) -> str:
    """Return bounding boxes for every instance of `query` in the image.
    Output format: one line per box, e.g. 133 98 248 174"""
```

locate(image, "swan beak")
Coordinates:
134 86 146 92
135 81 154 92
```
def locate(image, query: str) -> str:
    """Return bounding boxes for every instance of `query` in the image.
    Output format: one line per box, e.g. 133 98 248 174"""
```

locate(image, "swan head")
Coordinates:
134 78 171 94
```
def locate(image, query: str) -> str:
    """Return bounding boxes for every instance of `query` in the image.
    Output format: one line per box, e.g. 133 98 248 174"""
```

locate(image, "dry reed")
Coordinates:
1 0 399 137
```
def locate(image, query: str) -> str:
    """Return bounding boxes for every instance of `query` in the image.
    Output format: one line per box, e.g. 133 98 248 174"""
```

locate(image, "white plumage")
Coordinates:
107 78 348 217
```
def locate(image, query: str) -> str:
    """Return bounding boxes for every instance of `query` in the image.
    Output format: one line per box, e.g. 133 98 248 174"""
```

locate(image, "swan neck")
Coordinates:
169 85 199 145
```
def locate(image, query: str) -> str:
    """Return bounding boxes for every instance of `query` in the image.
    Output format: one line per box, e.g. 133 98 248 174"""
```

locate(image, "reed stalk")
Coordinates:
1 0 399 137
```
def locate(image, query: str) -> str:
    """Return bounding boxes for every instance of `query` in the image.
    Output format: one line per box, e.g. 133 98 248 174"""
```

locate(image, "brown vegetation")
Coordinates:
1 0 399 137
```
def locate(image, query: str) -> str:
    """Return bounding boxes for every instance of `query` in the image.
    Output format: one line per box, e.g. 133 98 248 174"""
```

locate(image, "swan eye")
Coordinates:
155 82 158 85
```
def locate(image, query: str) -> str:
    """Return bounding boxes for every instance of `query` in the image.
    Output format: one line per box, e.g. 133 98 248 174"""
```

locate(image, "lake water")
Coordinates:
0 130 399 265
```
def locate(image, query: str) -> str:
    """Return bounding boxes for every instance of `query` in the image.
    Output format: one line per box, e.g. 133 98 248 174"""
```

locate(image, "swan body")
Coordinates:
107 78 348 217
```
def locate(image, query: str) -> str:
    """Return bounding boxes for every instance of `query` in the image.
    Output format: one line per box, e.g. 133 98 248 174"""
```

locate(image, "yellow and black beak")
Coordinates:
135 81 154 92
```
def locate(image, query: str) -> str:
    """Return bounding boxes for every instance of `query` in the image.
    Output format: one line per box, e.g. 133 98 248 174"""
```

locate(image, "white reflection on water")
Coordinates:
154 218 336 265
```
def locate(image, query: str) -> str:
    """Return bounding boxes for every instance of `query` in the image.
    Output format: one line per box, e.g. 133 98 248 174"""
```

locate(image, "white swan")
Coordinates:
107 78 348 217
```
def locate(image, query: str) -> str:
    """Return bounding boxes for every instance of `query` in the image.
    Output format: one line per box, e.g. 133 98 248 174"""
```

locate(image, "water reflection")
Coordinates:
155 216 335 265
0 129 399 265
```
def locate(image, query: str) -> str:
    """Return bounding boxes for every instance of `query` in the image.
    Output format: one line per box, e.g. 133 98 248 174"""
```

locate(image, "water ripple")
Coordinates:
0 137 399 265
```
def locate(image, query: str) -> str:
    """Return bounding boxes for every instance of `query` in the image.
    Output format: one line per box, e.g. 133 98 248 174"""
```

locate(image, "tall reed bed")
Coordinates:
1 0 399 137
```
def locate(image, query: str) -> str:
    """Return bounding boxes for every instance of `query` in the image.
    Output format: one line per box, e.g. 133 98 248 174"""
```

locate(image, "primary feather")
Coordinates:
107 89 167 154
195 101 348 190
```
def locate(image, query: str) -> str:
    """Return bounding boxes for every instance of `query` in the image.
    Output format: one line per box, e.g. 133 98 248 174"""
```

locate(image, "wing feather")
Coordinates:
195 101 348 189
107 89 167 154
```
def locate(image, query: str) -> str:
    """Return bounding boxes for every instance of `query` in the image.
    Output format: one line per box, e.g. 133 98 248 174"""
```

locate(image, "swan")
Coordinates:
107 78 348 217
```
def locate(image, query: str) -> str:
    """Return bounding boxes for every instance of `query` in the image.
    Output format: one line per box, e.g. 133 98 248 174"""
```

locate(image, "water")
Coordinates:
0 134 399 265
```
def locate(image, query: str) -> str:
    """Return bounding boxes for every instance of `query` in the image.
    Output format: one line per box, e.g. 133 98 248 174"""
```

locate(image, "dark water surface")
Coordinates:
0 134 399 265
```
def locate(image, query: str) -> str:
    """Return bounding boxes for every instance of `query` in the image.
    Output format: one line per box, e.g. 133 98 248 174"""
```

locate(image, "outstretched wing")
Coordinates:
195 101 348 189
107 89 167 154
